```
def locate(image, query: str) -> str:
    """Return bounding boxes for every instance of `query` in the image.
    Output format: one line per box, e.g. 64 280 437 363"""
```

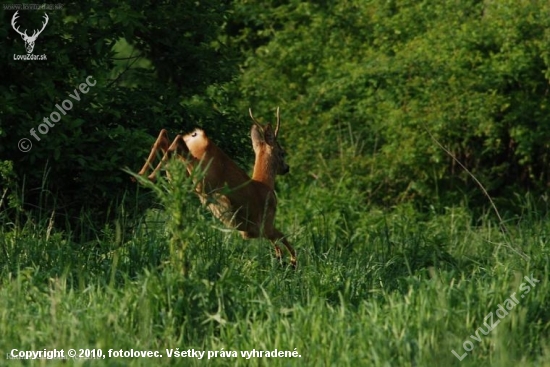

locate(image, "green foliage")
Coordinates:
230 0 550 209
0 1 247 232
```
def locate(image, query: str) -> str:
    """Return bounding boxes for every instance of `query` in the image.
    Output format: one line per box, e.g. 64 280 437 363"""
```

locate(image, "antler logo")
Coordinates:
11 11 49 54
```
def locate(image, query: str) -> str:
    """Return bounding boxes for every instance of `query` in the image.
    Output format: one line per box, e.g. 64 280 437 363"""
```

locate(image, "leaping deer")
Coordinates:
11 11 49 54
135 108 297 267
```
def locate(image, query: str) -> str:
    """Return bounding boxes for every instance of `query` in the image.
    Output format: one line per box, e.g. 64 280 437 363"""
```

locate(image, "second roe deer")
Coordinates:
135 108 296 267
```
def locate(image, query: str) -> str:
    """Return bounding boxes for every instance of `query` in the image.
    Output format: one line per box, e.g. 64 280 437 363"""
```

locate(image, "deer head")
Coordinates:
249 107 290 179
11 11 49 54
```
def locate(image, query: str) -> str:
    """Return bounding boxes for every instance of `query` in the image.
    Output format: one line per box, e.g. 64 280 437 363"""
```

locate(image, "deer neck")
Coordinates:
252 150 277 189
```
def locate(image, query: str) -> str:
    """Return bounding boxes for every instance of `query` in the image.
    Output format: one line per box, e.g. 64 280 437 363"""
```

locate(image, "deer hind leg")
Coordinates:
136 129 172 178
268 229 296 268
147 135 190 181
240 228 284 263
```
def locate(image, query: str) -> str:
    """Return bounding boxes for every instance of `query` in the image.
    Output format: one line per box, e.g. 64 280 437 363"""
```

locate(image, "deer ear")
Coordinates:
264 124 276 145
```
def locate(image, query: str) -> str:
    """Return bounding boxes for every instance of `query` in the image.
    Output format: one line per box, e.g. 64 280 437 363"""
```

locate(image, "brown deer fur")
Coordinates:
135 108 296 267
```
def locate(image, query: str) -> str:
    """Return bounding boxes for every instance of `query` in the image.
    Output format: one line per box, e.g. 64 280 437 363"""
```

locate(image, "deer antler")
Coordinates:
249 108 263 129
250 107 281 136
274 106 281 137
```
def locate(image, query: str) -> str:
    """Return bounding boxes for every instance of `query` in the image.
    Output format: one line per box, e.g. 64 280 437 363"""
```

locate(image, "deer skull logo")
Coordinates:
11 11 49 54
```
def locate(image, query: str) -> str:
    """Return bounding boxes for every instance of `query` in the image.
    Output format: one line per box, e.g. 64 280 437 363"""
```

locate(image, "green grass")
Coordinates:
1 177 549 366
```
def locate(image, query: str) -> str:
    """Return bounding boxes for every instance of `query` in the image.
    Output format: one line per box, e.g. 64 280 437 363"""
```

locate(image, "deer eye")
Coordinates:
191 131 197 137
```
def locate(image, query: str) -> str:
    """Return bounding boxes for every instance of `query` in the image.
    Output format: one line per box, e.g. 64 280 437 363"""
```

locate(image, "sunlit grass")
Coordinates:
0 183 549 366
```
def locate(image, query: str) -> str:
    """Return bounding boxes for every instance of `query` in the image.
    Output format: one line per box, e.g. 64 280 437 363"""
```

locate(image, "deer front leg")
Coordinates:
147 134 190 181
136 129 172 177
273 244 283 262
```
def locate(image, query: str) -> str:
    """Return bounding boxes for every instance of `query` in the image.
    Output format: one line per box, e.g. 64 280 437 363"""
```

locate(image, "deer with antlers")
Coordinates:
11 10 49 54
135 108 296 267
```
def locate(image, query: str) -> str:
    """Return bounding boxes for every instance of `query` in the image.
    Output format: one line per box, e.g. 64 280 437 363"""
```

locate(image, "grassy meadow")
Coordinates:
0 169 549 367
3 1 550 366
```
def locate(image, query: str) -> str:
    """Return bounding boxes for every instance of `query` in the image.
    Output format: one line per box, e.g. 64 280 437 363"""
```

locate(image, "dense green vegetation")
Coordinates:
233 0 550 207
1 1 246 233
1 1 549 366
2 182 549 366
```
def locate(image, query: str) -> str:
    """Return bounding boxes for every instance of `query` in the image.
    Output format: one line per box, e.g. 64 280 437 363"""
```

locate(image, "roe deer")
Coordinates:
135 108 296 267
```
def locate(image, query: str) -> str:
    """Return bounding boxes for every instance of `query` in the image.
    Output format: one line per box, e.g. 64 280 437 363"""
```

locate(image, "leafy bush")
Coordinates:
0 1 248 232
230 0 550 209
